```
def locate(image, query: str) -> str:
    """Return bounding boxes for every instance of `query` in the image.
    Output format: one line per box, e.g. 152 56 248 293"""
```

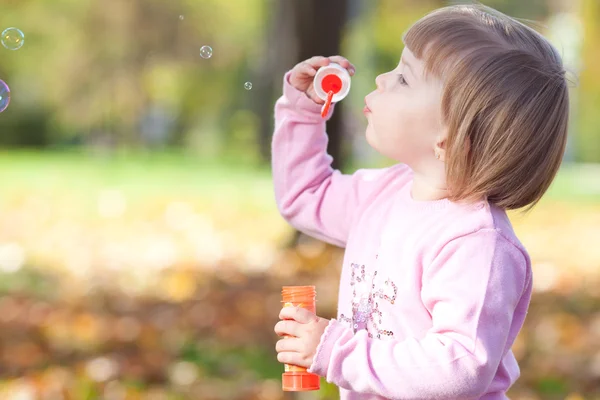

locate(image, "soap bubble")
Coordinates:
199 45 212 59
0 80 10 113
1 27 25 50
244 82 252 90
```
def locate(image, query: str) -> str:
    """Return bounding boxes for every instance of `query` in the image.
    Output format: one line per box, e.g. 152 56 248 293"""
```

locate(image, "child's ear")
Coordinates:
434 137 446 161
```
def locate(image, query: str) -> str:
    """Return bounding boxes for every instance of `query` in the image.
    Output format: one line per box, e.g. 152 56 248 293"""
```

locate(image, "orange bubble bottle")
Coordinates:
280 285 320 391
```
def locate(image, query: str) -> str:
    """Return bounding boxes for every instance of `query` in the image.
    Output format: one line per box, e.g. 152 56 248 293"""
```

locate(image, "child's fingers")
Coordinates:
274 319 300 337
305 56 331 69
299 62 317 76
279 306 317 324
328 55 349 66
307 88 325 105
328 55 356 75
275 337 302 353
277 351 307 368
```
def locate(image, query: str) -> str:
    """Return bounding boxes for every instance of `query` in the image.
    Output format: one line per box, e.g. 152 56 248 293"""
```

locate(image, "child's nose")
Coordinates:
375 73 389 91
375 75 383 90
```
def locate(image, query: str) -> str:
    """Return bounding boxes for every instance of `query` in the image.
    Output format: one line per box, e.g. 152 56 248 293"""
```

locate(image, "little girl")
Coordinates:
273 4 568 399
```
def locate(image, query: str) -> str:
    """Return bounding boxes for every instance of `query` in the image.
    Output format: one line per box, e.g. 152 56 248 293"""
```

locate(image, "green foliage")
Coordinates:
0 0 599 163
577 0 600 162
0 0 265 149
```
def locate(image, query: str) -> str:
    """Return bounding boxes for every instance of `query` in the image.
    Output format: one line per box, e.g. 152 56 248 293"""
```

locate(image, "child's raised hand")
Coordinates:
289 55 356 105
274 305 330 369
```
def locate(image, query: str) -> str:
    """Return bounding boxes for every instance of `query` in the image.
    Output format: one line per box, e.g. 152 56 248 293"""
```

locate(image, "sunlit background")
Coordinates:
0 0 599 399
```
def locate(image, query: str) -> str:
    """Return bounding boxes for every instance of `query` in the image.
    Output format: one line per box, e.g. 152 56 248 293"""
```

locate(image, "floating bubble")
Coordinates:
199 45 212 59
1 27 25 50
0 80 10 113
179 15 184 20
244 82 253 90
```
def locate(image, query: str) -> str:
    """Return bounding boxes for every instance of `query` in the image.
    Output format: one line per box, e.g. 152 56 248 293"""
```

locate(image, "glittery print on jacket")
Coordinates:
339 263 397 339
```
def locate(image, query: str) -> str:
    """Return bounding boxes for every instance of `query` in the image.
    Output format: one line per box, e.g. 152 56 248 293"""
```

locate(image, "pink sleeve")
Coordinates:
308 229 531 399
272 71 395 247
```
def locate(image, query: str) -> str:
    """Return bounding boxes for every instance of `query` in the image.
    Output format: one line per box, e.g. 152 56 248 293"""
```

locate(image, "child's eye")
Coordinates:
398 74 408 86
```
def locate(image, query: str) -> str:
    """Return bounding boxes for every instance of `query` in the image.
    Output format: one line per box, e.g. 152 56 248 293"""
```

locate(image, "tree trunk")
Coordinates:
253 0 298 166
255 0 350 171
293 0 349 170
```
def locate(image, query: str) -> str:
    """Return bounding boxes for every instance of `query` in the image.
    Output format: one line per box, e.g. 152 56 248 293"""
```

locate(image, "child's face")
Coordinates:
364 47 445 165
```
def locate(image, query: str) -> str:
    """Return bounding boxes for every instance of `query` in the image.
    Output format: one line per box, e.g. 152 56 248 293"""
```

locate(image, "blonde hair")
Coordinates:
403 3 570 211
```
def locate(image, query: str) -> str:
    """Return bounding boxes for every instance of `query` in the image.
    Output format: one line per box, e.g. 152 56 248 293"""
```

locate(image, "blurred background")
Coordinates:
0 0 598 399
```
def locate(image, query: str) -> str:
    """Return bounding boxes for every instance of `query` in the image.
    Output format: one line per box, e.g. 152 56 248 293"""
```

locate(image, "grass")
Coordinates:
0 149 598 205
0 149 280 225
540 162 600 203
0 149 273 199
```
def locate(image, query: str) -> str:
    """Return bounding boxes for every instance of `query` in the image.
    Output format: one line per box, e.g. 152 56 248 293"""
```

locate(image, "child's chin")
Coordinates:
365 138 386 159
365 129 376 149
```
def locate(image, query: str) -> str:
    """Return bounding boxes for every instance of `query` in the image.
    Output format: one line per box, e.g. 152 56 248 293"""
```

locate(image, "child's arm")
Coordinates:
273 59 400 247
308 229 531 399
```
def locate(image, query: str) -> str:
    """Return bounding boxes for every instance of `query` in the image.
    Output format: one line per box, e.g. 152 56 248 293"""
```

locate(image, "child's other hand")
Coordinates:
289 55 356 104
274 306 330 369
